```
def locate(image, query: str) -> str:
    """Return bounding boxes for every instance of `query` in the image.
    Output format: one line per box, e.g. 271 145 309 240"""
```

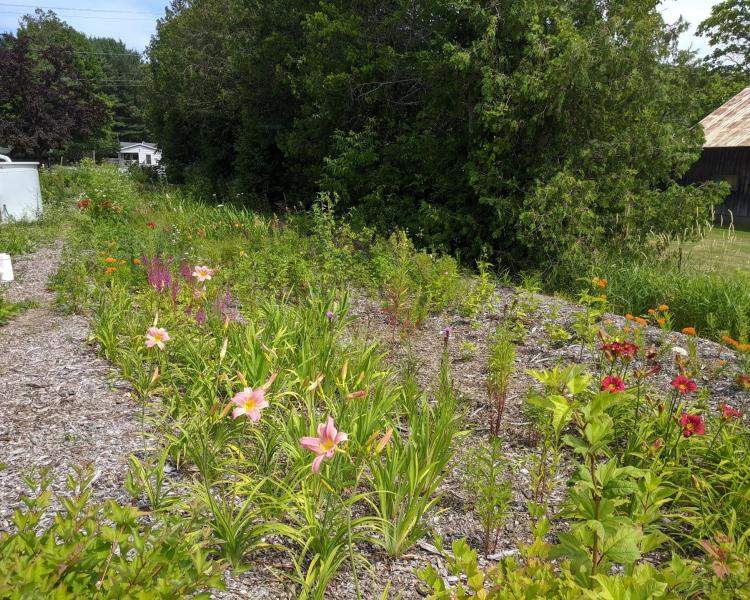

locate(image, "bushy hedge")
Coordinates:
147 0 726 269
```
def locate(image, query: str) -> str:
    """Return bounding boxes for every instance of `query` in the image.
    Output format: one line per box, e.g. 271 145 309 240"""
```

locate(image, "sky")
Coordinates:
0 1 165 51
0 0 724 54
659 0 720 56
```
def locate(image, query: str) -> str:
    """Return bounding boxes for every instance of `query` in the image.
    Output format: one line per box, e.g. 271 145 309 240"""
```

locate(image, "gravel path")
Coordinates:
0 243 142 530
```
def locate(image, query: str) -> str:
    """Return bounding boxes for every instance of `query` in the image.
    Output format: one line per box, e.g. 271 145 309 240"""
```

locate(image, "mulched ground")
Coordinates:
2 245 748 598
0 243 143 531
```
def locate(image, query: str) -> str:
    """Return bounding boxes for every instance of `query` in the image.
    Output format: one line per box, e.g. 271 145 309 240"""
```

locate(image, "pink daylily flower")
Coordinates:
192 265 215 282
300 416 348 473
145 327 170 349
231 387 269 422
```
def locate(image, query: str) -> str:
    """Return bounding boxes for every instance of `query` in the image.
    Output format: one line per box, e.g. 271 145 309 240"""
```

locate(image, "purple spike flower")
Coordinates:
179 260 195 282
142 256 172 292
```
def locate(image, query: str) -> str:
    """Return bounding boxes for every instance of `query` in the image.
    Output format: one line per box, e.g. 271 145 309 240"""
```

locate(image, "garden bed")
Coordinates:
2 164 750 598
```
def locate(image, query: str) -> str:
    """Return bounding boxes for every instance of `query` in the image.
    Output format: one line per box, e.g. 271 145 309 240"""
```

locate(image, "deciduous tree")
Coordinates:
0 10 113 160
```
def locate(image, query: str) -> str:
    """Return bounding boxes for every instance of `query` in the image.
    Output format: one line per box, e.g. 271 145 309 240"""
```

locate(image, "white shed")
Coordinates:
118 141 162 167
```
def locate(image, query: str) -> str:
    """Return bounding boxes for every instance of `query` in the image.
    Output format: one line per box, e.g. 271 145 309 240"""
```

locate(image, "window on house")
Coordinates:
146 154 151 165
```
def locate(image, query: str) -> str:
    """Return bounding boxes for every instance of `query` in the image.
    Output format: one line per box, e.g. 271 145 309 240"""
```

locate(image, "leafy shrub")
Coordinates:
147 0 726 269
0 468 222 598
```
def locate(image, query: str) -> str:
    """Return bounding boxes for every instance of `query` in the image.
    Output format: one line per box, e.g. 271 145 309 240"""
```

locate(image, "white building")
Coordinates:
118 141 161 167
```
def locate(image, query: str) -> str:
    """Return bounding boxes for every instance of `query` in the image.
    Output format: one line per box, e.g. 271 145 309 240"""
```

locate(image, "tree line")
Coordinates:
2 1 750 273
147 0 750 271
0 10 149 162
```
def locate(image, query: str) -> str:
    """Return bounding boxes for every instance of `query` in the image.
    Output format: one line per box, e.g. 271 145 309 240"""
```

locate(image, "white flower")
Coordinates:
671 346 688 357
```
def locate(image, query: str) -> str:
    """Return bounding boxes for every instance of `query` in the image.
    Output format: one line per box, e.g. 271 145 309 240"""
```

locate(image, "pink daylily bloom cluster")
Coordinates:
231 387 269 422
145 327 170 349
300 416 348 473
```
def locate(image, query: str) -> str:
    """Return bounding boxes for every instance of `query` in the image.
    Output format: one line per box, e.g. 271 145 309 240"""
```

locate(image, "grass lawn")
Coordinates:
678 227 750 272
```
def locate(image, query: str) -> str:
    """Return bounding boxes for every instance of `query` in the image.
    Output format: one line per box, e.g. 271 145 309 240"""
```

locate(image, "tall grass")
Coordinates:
599 258 750 341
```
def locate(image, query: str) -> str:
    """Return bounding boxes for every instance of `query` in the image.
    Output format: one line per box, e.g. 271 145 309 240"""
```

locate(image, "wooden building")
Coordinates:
685 87 750 225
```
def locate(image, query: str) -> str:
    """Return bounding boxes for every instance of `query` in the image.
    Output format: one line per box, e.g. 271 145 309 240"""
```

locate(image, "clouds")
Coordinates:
0 1 165 51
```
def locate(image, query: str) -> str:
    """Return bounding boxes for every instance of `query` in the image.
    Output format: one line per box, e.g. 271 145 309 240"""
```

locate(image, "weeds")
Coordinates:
467 437 512 556
487 325 515 436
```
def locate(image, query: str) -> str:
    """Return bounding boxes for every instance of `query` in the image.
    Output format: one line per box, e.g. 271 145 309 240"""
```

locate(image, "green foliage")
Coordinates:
417 538 575 599
369 357 461 557
467 437 512 556
0 297 31 326
555 390 651 581
419 537 698 600
487 325 515 435
594 255 750 342
0 10 115 160
125 449 178 512
699 0 750 73
17 163 750 598
89 37 149 141
461 260 497 318
33 163 476 596
0 468 222 598
146 0 723 269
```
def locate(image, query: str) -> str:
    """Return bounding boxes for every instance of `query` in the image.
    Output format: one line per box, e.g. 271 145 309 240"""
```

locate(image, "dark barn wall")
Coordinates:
685 147 750 225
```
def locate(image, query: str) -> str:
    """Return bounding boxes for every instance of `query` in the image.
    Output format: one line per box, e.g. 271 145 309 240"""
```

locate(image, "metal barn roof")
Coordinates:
701 87 750 148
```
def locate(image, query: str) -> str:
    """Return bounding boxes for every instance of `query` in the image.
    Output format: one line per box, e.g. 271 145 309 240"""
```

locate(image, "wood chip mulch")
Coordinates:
0 242 143 531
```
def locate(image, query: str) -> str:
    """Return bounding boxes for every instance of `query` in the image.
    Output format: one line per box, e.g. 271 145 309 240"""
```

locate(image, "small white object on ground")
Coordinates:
0 253 13 282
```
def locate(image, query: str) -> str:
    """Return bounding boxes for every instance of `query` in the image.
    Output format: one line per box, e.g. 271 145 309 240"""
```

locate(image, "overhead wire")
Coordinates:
1 10 157 21
0 2 159 16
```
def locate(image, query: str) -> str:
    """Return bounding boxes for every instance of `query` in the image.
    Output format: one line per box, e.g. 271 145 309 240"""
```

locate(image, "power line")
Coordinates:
1 9 157 21
0 2 159 15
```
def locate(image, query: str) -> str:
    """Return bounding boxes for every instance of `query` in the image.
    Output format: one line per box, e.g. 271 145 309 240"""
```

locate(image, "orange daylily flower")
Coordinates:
681 326 696 336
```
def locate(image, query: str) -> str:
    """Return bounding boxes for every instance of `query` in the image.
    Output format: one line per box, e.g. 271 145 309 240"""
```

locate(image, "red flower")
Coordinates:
679 413 705 437
146 221 157 229
600 341 639 361
671 375 697 395
77 198 90 209
601 375 626 393
718 403 741 420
